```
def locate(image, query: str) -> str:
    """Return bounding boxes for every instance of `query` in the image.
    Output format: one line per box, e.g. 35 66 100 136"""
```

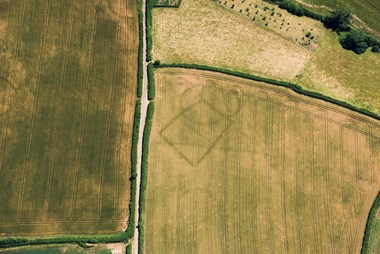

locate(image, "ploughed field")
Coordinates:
0 0 138 235
143 68 380 253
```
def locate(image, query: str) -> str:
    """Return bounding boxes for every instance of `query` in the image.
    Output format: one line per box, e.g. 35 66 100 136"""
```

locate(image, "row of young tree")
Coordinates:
264 0 380 54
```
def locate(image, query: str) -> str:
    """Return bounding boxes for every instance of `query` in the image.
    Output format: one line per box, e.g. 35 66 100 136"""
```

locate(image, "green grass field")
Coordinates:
0 0 138 235
143 67 380 253
298 0 380 37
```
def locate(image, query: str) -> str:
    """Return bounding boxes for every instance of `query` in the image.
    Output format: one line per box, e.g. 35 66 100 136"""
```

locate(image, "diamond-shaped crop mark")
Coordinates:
160 100 228 166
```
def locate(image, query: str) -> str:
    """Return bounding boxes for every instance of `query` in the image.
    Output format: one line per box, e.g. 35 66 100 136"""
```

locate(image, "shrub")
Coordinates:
371 45 380 53
339 30 370 54
324 8 351 32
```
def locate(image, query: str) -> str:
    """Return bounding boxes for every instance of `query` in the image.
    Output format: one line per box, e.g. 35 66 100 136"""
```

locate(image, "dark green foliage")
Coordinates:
125 99 141 239
147 63 155 100
137 0 144 97
361 192 380 254
153 60 161 67
278 0 325 21
146 0 153 62
156 63 380 121
324 8 351 32
138 102 155 254
0 232 128 249
126 243 133 254
371 45 380 53
339 30 370 54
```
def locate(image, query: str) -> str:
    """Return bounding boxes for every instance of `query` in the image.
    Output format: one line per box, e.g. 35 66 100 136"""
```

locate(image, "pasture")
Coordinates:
143 67 380 253
0 0 138 235
297 0 380 38
152 0 380 114
152 0 309 80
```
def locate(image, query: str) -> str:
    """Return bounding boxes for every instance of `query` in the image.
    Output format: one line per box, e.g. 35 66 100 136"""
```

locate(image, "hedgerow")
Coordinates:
126 243 133 254
137 0 144 97
156 62 380 121
0 232 128 249
361 192 380 254
147 63 155 100
146 0 153 62
125 99 142 239
138 102 155 254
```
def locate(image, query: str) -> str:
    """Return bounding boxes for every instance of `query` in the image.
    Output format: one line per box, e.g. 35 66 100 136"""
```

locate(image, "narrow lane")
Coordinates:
133 0 149 252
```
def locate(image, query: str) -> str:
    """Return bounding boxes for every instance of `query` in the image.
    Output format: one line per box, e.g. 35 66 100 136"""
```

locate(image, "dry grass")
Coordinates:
143 67 380 254
0 0 138 235
152 0 309 80
298 30 380 114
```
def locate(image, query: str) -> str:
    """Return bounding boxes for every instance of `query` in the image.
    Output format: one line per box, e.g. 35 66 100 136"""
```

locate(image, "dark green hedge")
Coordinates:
147 63 155 100
137 0 144 98
146 0 153 62
0 232 128 249
125 99 142 239
126 243 133 254
156 63 380 121
361 192 380 254
138 102 155 254
154 0 183 8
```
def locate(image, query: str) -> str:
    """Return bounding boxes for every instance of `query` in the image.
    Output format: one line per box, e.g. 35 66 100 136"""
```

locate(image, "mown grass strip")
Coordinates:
126 242 133 254
361 192 380 254
154 0 183 8
125 99 142 239
155 63 380 121
147 63 155 100
0 232 128 249
138 102 155 254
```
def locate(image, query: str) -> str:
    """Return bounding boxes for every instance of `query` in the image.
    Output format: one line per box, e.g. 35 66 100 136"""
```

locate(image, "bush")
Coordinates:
277 0 325 21
339 30 370 54
361 192 380 254
147 63 155 100
324 8 351 32
371 45 380 53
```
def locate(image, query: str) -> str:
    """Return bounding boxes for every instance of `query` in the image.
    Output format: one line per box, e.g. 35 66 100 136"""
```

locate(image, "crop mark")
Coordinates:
44 0 76 222
0 0 27 182
98 0 122 220
18 0 52 223
72 0 100 222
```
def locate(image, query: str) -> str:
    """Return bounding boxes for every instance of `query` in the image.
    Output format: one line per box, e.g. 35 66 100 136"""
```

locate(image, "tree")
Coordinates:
325 8 351 32
339 30 369 54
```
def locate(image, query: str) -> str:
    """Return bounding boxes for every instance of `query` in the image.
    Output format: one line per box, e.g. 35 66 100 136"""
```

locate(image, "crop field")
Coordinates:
143 68 380 253
152 0 309 80
152 0 380 114
0 0 138 235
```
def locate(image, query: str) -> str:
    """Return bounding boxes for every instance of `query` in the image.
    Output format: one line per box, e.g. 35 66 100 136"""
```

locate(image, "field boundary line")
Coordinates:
44 0 76 222
18 0 52 223
72 0 100 222
155 64 380 124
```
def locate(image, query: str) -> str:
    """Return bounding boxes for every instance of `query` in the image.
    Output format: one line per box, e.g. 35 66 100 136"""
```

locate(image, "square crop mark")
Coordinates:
160 100 228 166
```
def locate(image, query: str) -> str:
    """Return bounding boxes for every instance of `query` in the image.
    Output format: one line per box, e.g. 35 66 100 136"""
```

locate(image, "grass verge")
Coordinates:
138 102 155 254
137 0 144 97
146 0 153 61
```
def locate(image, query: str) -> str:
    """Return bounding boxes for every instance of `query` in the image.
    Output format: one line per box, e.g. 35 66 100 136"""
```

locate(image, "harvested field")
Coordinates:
152 0 308 80
0 0 138 235
143 67 380 253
